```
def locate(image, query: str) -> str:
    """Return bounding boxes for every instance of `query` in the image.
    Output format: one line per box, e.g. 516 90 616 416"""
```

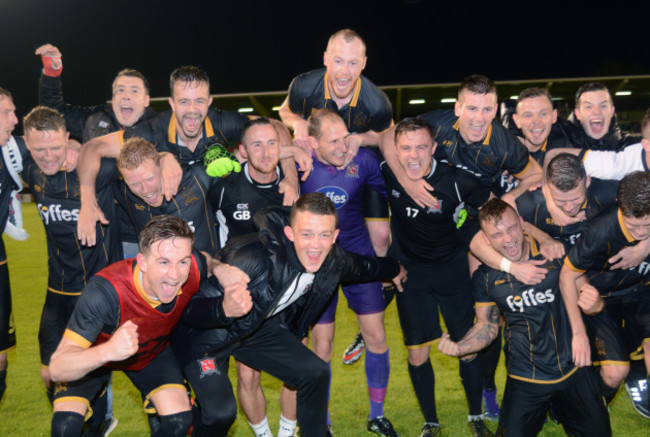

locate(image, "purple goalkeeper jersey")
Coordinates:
301 147 386 255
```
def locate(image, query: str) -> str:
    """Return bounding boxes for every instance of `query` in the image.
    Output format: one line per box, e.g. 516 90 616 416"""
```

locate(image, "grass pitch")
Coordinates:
0 206 648 436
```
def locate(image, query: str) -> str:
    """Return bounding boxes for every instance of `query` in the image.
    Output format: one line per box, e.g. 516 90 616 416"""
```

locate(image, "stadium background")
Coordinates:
1 0 650 434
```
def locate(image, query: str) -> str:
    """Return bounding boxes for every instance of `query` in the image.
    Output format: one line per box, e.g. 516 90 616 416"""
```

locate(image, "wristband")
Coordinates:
41 55 62 77
500 257 512 273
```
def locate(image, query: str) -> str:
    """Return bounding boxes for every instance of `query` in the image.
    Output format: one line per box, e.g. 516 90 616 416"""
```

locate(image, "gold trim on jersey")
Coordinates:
563 257 586 273
0 345 16 355
47 287 82 296
0 260 6 266
168 113 214 144
541 139 548 152
475 302 496 308
134 264 161 309
508 366 578 385
133 263 184 309
118 130 125 146
64 328 92 349
512 156 533 179
322 72 362 107
528 233 540 257
482 124 493 145
617 209 636 242
594 359 630 366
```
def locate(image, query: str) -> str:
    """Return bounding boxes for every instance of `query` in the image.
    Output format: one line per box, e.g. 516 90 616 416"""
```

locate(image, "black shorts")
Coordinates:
53 346 186 416
396 251 475 347
0 257 16 354
585 291 650 365
39 290 79 366
497 367 611 437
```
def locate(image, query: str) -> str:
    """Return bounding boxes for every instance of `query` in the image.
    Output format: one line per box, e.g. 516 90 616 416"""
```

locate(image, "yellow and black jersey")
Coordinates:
121 108 249 165
382 159 490 264
286 68 393 134
20 148 121 295
516 178 618 250
113 164 218 254
565 206 650 298
420 109 532 190
473 238 575 383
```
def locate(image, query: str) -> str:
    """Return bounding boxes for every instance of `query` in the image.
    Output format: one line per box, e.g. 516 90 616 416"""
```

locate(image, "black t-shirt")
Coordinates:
20 145 121 293
473 237 574 383
516 178 618 249
565 207 650 298
114 164 219 253
286 68 393 134
420 109 531 189
122 108 249 165
382 159 491 264
212 163 284 247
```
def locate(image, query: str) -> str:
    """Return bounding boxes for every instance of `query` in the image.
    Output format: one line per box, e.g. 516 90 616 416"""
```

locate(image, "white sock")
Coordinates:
468 414 485 421
249 416 273 437
277 414 297 437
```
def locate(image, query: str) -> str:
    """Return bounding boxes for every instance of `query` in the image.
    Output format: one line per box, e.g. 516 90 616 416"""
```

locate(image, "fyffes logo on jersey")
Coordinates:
317 186 348 209
506 288 555 313
37 203 80 225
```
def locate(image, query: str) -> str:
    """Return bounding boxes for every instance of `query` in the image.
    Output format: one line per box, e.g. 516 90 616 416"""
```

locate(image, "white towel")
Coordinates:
2 137 29 240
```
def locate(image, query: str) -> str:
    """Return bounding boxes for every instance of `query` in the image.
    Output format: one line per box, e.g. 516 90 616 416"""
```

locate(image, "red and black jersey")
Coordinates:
286 68 393 134
63 253 206 371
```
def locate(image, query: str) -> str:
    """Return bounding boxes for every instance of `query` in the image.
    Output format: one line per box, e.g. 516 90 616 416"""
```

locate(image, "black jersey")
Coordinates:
286 68 393 134
566 112 639 151
212 163 284 247
113 164 218 253
516 178 618 249
20 149 121 294
565 206 650 298
121 108 249 165
509 119 575 168
39 74 158 143
473 237 575 383
382 159 491 264
420 109 532 189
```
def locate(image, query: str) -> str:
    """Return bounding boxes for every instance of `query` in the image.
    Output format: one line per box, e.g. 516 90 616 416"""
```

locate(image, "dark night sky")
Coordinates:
0 0 646 120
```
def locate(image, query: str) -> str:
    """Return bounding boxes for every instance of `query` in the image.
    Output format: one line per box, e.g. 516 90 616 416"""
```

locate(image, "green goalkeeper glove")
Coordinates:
204 143 241 177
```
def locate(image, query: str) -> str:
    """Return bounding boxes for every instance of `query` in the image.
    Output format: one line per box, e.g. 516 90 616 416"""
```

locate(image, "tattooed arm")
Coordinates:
438 304 500 358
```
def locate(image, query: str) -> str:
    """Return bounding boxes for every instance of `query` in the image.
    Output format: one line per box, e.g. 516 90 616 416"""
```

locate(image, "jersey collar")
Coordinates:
452 119 493 145
617 208 637 242
323 71 362 108
167 112 215 145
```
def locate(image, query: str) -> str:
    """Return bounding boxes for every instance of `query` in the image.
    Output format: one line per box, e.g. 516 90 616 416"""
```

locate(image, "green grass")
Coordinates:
1 206 649 436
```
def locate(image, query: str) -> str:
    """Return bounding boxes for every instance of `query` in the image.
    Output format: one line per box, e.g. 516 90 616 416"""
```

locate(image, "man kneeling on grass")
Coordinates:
439 199 611 437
